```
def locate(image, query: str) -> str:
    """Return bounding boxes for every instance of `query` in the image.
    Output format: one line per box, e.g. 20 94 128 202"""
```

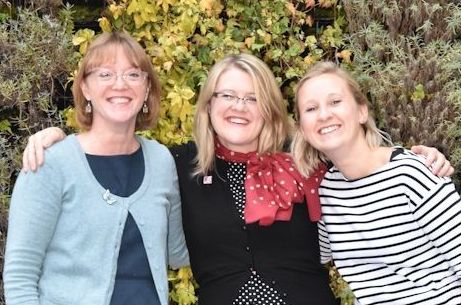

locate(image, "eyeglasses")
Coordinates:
88 68 148 85
212 92 258 106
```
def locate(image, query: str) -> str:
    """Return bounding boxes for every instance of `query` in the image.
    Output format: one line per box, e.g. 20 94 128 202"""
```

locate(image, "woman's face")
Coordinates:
297 73 367 157
209 67 264 153
81 46 149 131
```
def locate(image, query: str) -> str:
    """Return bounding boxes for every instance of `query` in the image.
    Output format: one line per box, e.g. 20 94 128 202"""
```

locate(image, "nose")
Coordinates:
111 74 128 88
318 105 332 120
230 98 247 111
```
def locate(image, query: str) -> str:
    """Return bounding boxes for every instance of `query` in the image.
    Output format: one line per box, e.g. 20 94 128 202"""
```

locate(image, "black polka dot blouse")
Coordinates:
228 162 288 305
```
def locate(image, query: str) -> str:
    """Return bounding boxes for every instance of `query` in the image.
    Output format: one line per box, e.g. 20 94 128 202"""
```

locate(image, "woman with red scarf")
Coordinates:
22 54 452 305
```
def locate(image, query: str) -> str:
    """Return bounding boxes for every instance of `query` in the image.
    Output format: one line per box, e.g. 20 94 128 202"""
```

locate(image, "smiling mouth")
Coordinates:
227 116 249 125
319 125 339 134
108 97 132 104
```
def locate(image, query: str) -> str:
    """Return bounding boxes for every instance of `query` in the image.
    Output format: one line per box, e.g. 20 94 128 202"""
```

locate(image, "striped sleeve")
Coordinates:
318 220 332 264
402 157 461 275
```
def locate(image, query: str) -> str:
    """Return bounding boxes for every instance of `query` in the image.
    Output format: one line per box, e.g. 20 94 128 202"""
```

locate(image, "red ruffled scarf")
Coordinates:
215 141 327 225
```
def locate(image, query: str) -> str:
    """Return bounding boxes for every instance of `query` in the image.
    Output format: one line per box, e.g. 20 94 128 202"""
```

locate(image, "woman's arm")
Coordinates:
404 159 461 275
4 159 63 304
166 156 189 269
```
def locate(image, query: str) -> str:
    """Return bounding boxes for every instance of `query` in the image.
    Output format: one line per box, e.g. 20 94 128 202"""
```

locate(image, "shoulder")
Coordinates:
169 141 197 160
168 141 197 169
137 137 177 171
44 134 79 160
138 136 169 155
37 134 81 173
390 147 448 187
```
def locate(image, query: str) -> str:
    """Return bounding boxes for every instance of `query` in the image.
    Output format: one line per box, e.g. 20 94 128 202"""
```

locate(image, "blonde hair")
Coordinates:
291 61 389 176
72 31 161 131
193 54 291 175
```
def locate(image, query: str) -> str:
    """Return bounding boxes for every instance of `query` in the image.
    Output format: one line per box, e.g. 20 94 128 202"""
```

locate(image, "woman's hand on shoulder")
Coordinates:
23 127 66 172
411 145 454 177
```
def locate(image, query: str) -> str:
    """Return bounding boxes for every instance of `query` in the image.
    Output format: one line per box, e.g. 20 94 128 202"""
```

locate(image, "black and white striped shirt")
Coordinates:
319 148 461 305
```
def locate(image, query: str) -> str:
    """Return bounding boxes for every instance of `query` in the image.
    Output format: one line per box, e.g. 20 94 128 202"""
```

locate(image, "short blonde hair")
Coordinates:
72 32 161 131
193 54 291 175
291 61 388 176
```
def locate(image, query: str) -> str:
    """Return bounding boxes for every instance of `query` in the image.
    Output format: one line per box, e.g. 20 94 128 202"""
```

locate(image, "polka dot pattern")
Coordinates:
228 162 246 219
232 273 287 305
215 140 327 225
227 162 288 305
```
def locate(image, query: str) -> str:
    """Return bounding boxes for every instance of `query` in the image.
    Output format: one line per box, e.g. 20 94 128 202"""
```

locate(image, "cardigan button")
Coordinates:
282 292 287 297
245 246 250 252
271 280 276 286
242 225 247 230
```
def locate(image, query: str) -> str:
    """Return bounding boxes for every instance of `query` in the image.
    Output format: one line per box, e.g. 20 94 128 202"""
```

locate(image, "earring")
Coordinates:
142 102 149 114
85 101 92 113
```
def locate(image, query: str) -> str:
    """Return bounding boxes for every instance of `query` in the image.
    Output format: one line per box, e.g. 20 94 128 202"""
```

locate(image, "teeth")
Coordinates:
320 125 338 134
109 97 130 104
228 117 248 124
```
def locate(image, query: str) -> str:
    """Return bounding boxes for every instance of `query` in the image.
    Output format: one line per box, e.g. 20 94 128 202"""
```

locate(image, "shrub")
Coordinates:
342 0 461 184
0 4 77 304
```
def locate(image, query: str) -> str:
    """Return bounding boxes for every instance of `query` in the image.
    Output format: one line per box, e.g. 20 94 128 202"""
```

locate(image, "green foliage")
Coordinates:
342 0 461 184
0 5 77 203
69 1 350 304
70 0 345 147
0 7 77 304
0 1 351 305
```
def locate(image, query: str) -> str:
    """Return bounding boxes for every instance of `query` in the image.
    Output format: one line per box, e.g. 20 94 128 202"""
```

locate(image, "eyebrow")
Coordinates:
215 89 256 95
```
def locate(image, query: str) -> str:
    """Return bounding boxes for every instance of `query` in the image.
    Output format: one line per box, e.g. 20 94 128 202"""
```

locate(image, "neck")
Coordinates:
325 138 391 180
78 126 139 155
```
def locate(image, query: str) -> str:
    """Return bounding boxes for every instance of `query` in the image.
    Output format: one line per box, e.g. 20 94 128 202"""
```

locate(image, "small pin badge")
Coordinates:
103 189 117 205
203 176 212 185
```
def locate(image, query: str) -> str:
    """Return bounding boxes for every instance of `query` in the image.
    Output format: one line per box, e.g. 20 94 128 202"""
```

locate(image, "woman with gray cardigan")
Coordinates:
3 32 189 305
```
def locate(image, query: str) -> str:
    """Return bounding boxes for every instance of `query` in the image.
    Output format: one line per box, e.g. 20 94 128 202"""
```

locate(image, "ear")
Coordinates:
81 81 91 101
358 103 368 124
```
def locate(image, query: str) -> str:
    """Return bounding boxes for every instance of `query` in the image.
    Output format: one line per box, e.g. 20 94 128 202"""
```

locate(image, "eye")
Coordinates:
331 99 341 105
244 96 257 104
125 70 143 80
221 93 236 101
304 105 317 112
97 70 113 80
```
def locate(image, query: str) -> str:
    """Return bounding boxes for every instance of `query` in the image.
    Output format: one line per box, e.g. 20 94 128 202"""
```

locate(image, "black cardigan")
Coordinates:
170 142 338 305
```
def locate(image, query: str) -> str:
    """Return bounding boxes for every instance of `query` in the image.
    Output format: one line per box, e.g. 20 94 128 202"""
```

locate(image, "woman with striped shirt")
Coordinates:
291 61 461 305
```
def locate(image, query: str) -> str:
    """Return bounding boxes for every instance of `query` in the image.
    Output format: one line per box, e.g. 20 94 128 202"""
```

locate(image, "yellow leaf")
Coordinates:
98 17 112 32
109 4 124 20
304 54 316 65
72 29 95 54
215 19 225 32
180 100 194 122
336 49 352 63
163 61 173 71
133 13 145 29
177 266 193 280
285 2 296 16
127 0 141 15
245 36 255 48
180 87 195 100
179 12 199 36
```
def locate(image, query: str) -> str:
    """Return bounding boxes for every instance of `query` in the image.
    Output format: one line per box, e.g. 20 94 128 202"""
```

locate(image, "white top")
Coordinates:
319 148 461 305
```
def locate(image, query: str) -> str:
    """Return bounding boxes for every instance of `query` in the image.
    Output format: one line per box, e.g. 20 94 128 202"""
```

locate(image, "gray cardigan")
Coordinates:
4 134 189 305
